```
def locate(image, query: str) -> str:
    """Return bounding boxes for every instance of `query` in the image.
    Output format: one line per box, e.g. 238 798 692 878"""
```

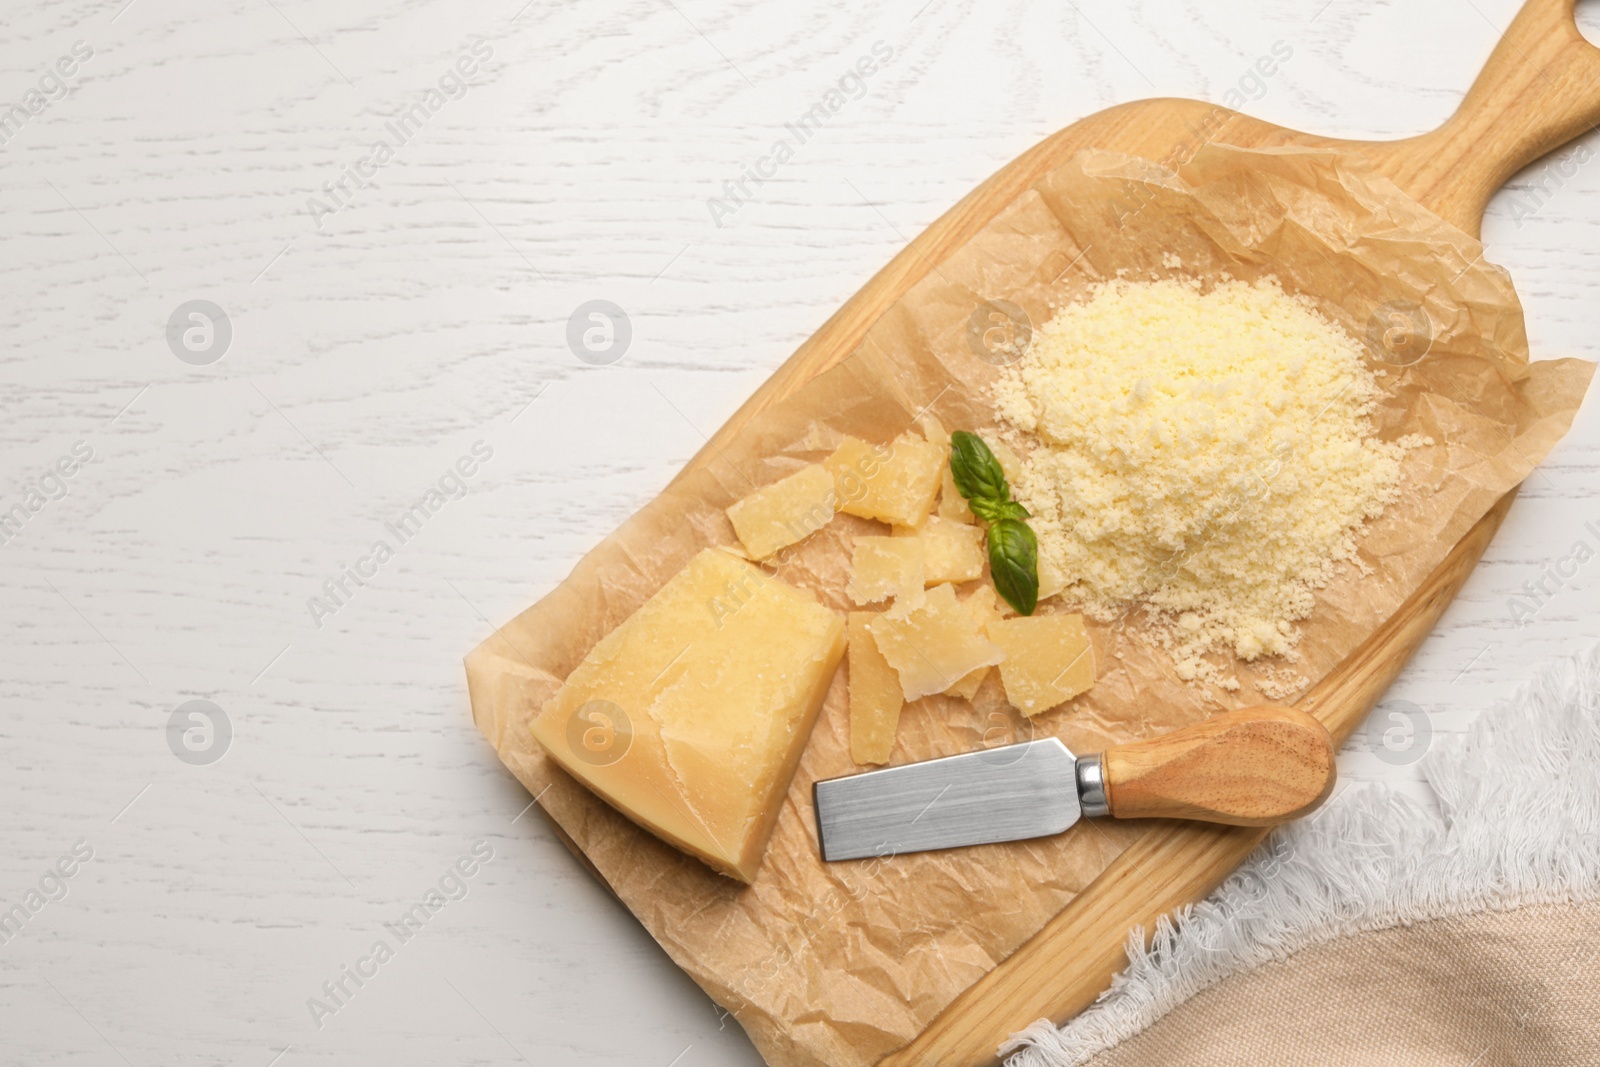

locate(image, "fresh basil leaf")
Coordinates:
949 430 1010 505
949 429 1044 612
987 518 1039 616
967 496 1005 522
968 497 1031 523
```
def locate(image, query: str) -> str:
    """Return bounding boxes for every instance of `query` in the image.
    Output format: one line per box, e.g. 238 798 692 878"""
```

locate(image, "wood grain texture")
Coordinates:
2 1 1596 1065
1101 706 1337 826
1353 0 1600 233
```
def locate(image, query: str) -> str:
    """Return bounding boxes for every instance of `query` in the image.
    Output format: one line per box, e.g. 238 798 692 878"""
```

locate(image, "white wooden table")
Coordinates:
1 1 1595 1064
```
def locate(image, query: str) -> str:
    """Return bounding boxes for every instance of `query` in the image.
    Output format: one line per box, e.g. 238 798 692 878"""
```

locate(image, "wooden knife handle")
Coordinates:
1100 706 1336 826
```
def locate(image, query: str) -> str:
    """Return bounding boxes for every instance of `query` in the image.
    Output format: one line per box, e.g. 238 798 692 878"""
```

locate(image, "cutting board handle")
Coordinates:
1099 706 1337 827
1389 0 1600 231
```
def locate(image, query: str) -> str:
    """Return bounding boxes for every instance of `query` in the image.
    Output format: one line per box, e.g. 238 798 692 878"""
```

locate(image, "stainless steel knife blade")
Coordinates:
813 737 1083 861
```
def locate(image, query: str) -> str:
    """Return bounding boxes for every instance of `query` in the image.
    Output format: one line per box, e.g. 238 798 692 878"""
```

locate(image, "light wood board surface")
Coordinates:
676 2 1600 1061
1 2 1597 1066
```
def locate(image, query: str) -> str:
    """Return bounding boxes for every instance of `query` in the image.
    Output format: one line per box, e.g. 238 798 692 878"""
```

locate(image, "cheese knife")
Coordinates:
814 705 1336 862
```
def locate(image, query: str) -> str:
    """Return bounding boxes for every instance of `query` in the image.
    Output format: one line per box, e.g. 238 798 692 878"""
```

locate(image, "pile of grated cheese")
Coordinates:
993 275 1423 689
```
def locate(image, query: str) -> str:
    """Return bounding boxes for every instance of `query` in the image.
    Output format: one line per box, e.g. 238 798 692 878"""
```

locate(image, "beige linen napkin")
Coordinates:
1085 903 1600 1066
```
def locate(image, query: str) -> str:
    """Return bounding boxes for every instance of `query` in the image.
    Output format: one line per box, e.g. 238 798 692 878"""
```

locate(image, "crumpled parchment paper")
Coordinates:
466 144 1593 1067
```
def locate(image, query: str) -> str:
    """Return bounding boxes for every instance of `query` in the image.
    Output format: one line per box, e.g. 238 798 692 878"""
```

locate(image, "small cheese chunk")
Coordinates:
990 440 1023 485
986 613 1095 718
893 515 986 584
849 536 925 608
825 432 944 526
726 464 836 560
945 586 1003 700
1038 552 1067 601
867 583 1004 702
529 548 845 882
848 612 903 765
937 463 975 522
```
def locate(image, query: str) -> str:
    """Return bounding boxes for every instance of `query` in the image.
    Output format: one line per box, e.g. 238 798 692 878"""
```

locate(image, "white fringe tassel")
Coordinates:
1000 643 1600 1067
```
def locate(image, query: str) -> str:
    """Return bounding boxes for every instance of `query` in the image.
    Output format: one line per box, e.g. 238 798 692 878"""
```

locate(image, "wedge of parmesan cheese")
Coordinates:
893 515 985 584
867 583 1004 702
986 612 1095 718
848 612 902 765
945 585 1003 700
529 548 845 883
726 463 836 560
825 432 944 527
849 536 925 608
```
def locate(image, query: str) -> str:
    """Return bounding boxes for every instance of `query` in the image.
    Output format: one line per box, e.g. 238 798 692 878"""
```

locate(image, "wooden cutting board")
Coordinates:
627 1 1599 1063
